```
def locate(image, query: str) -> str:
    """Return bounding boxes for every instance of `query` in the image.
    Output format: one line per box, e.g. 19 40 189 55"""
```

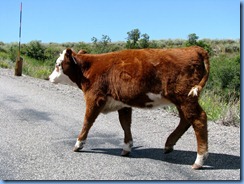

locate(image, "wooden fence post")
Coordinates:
15 57 23 76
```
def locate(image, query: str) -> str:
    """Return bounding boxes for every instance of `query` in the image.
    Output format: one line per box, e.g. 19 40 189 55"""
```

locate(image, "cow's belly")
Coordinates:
145 92 172 107
101 93 172 114
102 97 130 114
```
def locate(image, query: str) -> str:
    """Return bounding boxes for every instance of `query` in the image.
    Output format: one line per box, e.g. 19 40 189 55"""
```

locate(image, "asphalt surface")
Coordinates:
0 69 241 180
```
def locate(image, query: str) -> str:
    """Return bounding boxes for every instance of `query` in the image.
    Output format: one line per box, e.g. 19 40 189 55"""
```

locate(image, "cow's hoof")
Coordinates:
192 163 203 170
121 150 131 157
73 139 86 152
73 146 82 152
164 147 174 154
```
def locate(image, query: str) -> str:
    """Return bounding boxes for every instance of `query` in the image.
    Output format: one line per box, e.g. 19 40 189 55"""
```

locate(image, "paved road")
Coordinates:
0 69 240 180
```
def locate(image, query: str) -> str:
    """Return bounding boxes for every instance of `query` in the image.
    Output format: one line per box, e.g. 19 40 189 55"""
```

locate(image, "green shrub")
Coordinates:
207 54 240 101
44 46 62 60
26 41 46 61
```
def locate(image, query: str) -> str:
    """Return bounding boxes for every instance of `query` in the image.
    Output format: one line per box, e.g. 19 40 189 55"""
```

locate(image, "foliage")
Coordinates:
200 91 240 127
73 42 92 53
91 35 113 53
206 54 240 101
139 33 150 48
126 29 150 49
200 91 226 121
126 29 141 49
26 40 46 61
9 45 18 62
187 33 199 45
44 46 62 60
22 55 53 79
185 33 213 55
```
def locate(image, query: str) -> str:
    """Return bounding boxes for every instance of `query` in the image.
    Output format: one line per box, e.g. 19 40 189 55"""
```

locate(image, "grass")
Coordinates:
0 61 11 68
216 98 240 127
0 52 14 68
200 91 240 127
199 92 225 121
22 56 53 79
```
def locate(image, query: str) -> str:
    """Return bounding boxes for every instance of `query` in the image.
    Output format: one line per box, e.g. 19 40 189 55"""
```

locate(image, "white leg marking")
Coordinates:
122 141 133 152
74 139 86 149
193 152 208 169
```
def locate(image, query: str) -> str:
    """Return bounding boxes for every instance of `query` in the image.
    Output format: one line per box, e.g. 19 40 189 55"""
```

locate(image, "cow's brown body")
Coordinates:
49 46 210 169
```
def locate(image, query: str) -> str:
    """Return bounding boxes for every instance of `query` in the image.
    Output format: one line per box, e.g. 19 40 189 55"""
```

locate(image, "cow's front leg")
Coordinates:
73 115 95 152
118 107 133 156
74 96 105 152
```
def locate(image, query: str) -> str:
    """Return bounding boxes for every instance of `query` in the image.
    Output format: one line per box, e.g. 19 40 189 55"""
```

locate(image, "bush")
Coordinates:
9 45 18 62
26 41 46 61
207 54 240 100
44 46 62 60
73 42 92 53
91 35 113 53
185 33 213 55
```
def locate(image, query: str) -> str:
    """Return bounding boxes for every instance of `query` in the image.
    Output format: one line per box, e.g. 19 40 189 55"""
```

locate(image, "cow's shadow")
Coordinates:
79 147 240 170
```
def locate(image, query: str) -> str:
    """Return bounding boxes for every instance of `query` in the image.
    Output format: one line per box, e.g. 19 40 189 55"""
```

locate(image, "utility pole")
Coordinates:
15 2 23 76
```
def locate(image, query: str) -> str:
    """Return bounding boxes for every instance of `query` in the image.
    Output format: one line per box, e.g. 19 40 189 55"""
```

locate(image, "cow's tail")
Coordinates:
188 48 210 97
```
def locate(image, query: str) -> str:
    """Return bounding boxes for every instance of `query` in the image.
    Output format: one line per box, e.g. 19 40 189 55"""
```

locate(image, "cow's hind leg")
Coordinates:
118 107 133 156
191 107 208 169
180 102 208 169
74 98 105 152
164 107 191 153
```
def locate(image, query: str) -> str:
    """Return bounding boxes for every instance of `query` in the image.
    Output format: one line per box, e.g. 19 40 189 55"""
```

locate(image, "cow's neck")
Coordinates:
72 55 91 91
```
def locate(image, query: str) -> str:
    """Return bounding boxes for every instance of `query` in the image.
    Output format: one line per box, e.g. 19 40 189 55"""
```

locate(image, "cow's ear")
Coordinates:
66 48 73 58
78 50 87 54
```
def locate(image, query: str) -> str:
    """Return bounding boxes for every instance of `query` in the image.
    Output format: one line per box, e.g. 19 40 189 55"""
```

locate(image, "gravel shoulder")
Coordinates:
0 68 241 180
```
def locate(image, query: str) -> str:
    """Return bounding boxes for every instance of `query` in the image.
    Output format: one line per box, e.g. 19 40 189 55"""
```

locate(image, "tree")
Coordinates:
187 33 199 45
126 29 141 49
91 35 112 53
139 33 150 48
101 35 111 47
126 29 150 49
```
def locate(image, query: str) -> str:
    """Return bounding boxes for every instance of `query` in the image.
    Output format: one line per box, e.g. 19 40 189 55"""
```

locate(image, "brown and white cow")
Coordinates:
49 46 210 169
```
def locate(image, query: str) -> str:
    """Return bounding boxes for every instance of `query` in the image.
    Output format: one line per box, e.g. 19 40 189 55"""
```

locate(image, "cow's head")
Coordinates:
49 49 77 87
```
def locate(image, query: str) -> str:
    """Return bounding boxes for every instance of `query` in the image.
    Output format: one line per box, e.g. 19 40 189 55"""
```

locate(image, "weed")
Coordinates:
200 91 240 127
217 99 240 127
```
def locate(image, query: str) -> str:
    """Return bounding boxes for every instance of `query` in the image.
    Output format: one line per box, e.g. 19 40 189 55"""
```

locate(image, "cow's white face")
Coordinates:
49 49 77 87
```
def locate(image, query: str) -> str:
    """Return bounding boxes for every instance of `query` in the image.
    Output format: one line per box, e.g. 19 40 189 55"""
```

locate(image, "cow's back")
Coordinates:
100 47 207 102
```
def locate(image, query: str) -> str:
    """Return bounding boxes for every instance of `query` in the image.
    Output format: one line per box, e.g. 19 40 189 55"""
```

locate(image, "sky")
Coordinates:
0 0 241 44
